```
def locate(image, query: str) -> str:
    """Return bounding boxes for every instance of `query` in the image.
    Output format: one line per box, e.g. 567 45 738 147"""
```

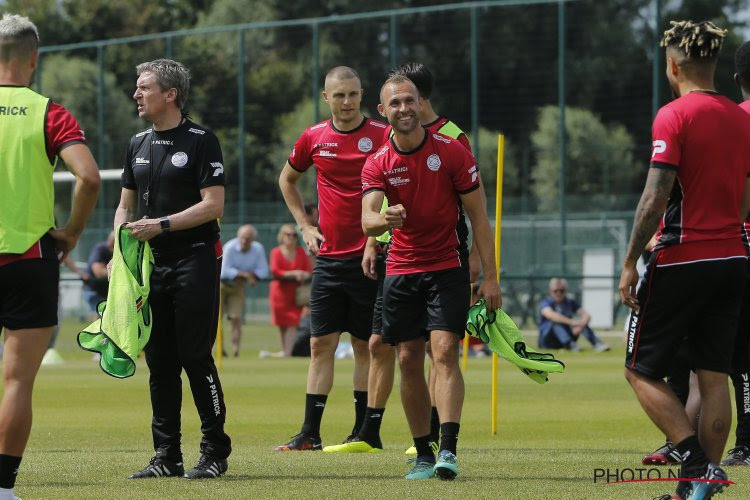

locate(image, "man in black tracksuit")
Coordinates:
114 58 231 479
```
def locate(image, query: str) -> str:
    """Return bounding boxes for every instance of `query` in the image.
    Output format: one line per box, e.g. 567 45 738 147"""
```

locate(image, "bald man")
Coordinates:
220 224 269 356
275 66 388 451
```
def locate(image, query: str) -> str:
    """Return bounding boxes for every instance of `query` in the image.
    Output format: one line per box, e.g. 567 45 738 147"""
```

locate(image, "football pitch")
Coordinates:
9 320 749 499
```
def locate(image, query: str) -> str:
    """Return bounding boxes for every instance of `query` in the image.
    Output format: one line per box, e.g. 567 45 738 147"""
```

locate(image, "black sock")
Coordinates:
301 393 327 437
413 434 434 461
0 455 21 489
732 371 750 448
351 390 367 436
676 435 709 480
440 422 460 455
357 407 385 448
429 406 440 443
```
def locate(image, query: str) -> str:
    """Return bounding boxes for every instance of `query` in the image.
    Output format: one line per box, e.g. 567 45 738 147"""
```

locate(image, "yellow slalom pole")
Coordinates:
492 134 505 435
216 295 223 370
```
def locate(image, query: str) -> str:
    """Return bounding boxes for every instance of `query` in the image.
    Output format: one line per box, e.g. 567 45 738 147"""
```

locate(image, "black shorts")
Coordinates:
371 253 387 335
732 261 750 374
0 258 59 330
382 265 470 346
310 256 377 341
625 256 746 379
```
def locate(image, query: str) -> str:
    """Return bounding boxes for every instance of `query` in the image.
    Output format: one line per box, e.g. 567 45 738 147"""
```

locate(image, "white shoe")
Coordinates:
594 343 610 352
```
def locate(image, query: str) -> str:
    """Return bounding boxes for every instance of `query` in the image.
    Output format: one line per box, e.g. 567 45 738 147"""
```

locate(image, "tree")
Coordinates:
531 105 641 213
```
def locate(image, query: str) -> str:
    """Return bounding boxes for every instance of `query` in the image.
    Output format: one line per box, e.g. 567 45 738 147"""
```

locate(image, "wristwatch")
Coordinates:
159 216 171 233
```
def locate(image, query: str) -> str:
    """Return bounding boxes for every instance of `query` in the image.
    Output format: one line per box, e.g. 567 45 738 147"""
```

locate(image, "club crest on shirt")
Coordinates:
358 137 373 153
172 152 188 168
426 154 441 171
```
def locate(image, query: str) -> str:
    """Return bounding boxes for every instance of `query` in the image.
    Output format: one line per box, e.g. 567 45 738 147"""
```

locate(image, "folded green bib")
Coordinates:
78 225 154 378
466 298 565 384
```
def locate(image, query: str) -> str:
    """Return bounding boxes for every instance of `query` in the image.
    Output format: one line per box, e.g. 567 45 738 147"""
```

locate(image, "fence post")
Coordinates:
652 0 661 121
389 15 398 70
238 30 246 223
97 44 106 228
470 6 479 160
312 22 320 123
558 0 567 273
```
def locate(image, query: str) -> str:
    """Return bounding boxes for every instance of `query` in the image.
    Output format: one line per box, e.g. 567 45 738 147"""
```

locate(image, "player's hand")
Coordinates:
361 244 378 280
477 278 502 311
48 227 80 261
384 204 406 229
301 224 325 256
126 218 162 242
619 262 639 310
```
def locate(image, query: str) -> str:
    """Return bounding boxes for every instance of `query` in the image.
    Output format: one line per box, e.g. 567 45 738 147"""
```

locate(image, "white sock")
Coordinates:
0 487 16 500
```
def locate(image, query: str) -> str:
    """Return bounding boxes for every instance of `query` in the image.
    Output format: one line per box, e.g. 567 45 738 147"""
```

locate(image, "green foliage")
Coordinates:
469 127 522 199
531 106 640 213
40 54 140 169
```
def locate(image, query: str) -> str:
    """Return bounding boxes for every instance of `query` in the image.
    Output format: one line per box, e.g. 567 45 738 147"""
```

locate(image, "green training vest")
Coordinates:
0 86 54 254
79 225 154 378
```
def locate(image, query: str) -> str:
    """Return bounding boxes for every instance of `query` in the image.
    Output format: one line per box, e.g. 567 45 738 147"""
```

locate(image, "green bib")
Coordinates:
79 225 154 378
0 87 54 253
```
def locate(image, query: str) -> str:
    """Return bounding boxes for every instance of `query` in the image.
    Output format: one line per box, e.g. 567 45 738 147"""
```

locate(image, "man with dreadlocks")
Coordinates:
618 20 750 499
719 40 750 469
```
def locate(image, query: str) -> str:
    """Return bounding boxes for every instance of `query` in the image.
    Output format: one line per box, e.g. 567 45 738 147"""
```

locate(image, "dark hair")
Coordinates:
735 41 750 87
390 62 434 99
661 20 726 61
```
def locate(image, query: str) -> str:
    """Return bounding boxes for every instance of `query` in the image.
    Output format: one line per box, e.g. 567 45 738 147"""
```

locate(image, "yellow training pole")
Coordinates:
492 134 505 435
216 298 223 370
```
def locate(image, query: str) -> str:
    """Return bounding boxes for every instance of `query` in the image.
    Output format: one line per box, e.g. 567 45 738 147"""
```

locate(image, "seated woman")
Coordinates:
538 278 609 352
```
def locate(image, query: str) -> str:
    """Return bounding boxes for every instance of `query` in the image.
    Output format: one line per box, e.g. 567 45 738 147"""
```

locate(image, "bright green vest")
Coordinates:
0 86 54 254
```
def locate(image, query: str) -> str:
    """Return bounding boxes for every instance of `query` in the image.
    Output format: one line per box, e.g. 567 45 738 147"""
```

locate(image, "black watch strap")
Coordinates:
159 217 171 232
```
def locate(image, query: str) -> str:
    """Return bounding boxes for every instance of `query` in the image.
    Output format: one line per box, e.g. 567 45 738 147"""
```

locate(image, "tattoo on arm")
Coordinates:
625 168 676 263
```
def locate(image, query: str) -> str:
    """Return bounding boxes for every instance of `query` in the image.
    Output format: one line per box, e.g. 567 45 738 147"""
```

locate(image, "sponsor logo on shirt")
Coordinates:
291 146 295 157
0 106 28 115
374 145 389 160
387 177 410 186
358 137 373 153
171 151 188 167
369 121 387 128
211 162 224 177
469 165 478 183
135 129 153 137
652 140 667 157
319 150 337 158
152 140 174 145
387 166 408 175
188 127 205 135
135 157 149 165
432 133 451 144
314 142 338 148
311 122 327 130
427 154 442 171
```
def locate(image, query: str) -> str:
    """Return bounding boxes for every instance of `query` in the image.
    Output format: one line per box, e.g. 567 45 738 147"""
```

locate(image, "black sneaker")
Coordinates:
128 453 184 479
720 445 750 466
183 454 228 479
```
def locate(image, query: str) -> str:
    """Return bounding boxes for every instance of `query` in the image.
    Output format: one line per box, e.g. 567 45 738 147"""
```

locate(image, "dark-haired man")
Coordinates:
116 58 231 479
619 20 750 499
0 13 100 498
362 75 500 480
275 66 388 451
720 39 750 468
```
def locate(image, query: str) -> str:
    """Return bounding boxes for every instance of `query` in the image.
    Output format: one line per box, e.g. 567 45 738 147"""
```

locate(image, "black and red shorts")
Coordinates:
625 256 746 378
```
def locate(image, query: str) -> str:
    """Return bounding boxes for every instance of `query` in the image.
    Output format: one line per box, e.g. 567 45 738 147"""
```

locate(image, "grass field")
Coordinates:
7 320 749 499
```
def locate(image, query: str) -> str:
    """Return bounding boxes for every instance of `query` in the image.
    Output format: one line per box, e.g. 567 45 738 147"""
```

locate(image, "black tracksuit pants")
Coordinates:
145 241 231 460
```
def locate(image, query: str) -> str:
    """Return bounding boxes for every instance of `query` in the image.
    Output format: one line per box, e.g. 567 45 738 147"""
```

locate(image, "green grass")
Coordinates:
9 320 749 498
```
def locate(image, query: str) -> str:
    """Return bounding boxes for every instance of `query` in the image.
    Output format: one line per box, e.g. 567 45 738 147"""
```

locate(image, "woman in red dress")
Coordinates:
268 224 312 357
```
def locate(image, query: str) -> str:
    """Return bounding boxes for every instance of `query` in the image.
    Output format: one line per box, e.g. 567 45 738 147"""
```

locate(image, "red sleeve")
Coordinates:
288 128 313 172
361 155 386 194
46 102 86 161
650 106 681 168
450 144 480 194
269 247 285 278
457 133 472 152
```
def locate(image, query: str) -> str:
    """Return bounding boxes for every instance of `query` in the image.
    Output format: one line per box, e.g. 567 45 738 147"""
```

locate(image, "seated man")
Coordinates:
538 278 609 352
